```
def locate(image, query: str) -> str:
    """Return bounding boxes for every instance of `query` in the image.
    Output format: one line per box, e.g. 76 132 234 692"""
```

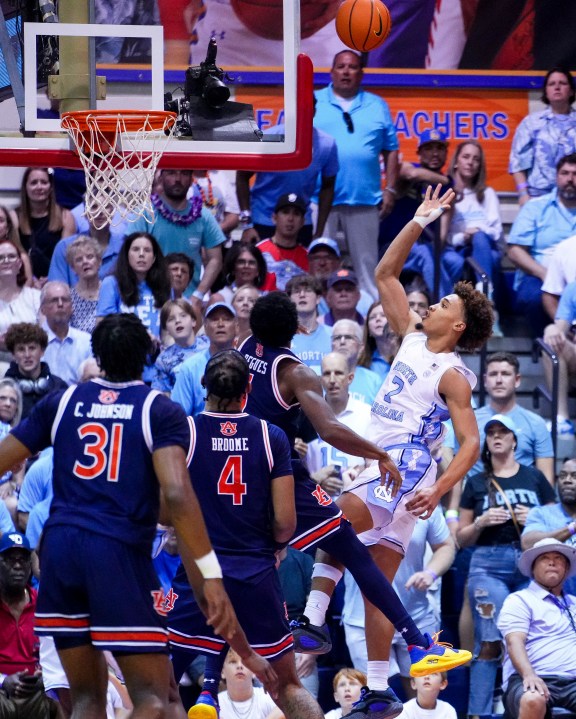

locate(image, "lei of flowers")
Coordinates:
151 193 203 225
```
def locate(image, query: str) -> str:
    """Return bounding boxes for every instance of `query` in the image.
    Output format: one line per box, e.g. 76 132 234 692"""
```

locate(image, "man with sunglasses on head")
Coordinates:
315 50 399 300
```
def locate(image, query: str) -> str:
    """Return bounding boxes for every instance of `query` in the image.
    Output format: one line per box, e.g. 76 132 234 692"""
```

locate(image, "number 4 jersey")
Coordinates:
11 379 190 549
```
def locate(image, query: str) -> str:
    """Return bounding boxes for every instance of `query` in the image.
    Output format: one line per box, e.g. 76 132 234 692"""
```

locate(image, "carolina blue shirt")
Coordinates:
556 280 576 322
508 190 576 289
250 125 339 226
48 230 126 286
0 497 15 534
131 205 226 292
171 347 211 416
291 324 332 374
314 85 398 207
97 276 162 338
350 366 382 406
17 447 53 513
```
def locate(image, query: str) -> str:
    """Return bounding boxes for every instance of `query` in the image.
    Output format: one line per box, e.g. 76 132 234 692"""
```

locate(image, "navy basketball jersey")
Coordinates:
185 411 292 579
12 378 190 548
238 335 302 450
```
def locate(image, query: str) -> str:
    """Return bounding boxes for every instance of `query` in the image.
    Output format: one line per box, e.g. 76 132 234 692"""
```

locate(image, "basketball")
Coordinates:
231 0 340 40
335 0 392 52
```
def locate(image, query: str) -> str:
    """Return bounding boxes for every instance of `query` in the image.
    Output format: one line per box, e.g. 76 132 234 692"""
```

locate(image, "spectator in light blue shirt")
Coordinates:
507 153 576 336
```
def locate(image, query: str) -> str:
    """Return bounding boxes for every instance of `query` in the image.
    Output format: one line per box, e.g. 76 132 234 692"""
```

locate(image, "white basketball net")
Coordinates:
61 111 177 230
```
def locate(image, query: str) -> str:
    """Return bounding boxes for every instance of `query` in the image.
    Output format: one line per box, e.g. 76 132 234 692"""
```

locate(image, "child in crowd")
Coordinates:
325 668 366 719
152 299 208 394
402 673 457 719
217 649 282 719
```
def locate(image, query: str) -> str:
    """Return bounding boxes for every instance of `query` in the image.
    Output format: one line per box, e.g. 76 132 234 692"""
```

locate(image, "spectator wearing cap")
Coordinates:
522 457 576 595
457 415 556 719
379 128 452 296
286 274 332 375
0 532 58 719
497 538 576 719
331 319 381 406
256 193 309 291
236 106 339 246
314 50 399 300
171 302 237 416
321 269 365 327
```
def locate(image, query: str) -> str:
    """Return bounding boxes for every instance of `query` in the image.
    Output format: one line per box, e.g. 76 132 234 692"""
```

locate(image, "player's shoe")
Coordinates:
188 691 219 719
343 686 404 719
408 631 472 677
289 615 332 654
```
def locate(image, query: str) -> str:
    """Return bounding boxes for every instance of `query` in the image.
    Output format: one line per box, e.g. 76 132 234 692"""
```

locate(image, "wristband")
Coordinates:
516 181 528 190
446 516 459 524
445 509 459 519
192 289 204 301
568 521 576 536
425 568 439 581
412 207 444 228
385 187 397 196
195 550 223 579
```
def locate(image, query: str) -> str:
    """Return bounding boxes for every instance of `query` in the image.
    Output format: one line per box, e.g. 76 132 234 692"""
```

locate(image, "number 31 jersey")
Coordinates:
11 378 190 549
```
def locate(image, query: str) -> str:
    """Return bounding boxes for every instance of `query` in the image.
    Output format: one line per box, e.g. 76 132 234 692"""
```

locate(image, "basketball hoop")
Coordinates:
61 110 178 230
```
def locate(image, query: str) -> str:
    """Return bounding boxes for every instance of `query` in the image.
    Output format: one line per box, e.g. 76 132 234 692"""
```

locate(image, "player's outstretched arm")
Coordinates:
375 184 455 336
405 369 479 518
0 435 33 476
288 364 402 496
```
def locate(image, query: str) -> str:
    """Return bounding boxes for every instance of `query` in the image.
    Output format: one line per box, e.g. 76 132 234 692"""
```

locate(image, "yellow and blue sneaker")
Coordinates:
188 691 219 719
408 631 472 677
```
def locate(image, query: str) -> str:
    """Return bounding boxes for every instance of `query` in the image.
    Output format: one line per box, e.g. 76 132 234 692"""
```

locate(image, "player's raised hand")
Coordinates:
414 184 455 227
241 651 279 699
378 453 402 497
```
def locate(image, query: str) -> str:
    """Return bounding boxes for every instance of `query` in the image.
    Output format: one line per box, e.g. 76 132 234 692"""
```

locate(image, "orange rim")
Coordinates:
61 110 177 133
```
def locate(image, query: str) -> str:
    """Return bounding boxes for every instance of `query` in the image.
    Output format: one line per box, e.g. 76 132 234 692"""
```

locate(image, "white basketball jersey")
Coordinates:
368 332 476 453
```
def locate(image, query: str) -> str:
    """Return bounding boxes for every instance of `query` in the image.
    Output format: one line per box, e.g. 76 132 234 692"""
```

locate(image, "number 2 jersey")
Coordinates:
368 332 476 454
11 378 190 549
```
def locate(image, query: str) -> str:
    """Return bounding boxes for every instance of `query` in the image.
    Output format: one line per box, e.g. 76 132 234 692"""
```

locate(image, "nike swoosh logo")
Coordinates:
374 13 383 36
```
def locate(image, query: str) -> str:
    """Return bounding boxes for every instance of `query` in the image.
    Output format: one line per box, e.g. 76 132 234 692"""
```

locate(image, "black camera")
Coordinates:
185 37 231 109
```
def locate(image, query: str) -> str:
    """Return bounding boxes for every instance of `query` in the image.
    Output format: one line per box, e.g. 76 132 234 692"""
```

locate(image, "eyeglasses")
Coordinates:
236 259 257 267
559 471 576 479
333 334 358 343
42 296 72 305
342 112 354 133
0 254 19 263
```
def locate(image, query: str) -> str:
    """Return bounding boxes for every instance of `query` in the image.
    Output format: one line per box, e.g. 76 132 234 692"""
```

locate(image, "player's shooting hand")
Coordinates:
378 454 401 498
241 651 279 699
201 578 238 641
415 184 456 220
405 485 442 519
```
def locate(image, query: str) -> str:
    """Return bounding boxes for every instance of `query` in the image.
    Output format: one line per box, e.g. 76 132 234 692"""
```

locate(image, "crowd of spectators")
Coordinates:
1 53 576 719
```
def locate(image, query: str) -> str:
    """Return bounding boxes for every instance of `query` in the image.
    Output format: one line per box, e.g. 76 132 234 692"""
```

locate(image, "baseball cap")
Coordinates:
274 192 307 214
418 129 448 148
327 269 359 289
518 538 576 579
484 414 517 437
204 302 237 319
0 532 31 554
308 238 341 258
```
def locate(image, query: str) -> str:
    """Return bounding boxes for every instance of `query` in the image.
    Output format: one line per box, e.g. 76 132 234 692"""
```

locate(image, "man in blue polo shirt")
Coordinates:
314 50 399 300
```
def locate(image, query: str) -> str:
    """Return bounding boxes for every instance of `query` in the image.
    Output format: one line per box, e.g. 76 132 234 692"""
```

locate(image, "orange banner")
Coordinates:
235 86 530 192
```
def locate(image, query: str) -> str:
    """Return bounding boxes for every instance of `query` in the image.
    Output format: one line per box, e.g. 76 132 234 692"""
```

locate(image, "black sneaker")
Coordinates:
343 687 404 719
289 615 332 654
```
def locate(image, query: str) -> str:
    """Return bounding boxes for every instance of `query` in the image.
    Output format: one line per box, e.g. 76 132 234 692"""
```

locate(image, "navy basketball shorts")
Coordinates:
35 525 169 653
288 459 345 552
345 443 437 554
168 566 293 680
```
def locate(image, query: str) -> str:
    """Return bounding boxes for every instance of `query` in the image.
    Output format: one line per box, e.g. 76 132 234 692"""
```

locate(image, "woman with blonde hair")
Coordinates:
66 235 104 333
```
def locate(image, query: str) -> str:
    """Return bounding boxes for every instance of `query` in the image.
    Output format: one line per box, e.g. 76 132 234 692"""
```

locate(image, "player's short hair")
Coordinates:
453 281 493 352
202 350 250 410
5 323 48 353
249 292 298 347
91 313 152 382
486 351 519 374
332 667 367 692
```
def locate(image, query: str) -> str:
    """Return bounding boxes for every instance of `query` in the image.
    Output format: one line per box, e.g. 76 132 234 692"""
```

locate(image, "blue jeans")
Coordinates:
467 545 528 717
442 231 501 297
514 274 548 337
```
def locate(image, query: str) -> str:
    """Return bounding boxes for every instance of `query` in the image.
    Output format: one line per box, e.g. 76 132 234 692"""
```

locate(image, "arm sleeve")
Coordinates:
507 203 538 248
497 592 532 636
508 116 535 174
